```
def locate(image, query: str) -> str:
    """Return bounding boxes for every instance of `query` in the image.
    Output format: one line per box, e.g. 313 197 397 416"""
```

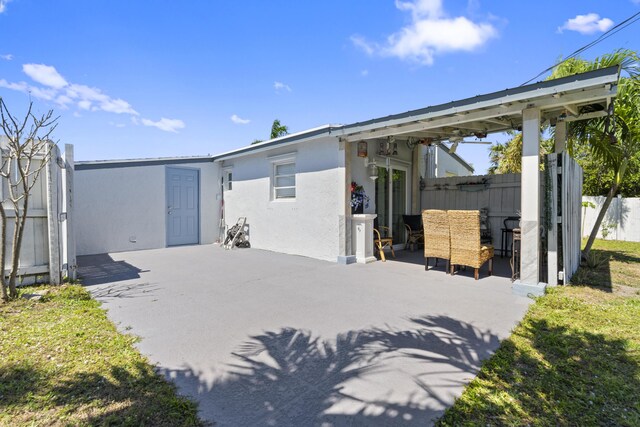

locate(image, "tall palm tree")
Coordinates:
270 119 289 139
549 49 640 259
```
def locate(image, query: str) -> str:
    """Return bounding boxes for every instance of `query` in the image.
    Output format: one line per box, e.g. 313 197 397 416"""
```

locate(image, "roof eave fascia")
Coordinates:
214 125 340 162
336 67 620 140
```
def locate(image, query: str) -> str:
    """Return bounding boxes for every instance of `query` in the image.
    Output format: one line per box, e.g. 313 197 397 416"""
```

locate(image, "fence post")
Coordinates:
62 144 76 280
547 154 559 286
46 144 61 285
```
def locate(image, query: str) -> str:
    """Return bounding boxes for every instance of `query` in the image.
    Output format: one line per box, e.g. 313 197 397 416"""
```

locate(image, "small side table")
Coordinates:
510 228 521 282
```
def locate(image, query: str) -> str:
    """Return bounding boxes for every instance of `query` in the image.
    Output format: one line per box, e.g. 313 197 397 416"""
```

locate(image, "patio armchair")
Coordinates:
448 210 494 280
422 209 450 272
403 214 424 251
373 218 395 262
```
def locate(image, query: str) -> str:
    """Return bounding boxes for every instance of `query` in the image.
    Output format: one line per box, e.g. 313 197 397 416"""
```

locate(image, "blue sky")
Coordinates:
1 0 639 173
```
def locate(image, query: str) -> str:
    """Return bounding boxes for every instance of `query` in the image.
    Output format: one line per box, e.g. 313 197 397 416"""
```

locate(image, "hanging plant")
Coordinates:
350 181 370 211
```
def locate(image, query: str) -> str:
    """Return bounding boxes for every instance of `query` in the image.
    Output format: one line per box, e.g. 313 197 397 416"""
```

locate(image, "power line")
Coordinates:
520 10 640 86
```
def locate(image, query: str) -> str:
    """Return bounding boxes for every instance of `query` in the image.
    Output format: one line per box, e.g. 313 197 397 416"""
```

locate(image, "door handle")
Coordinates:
167 206 173 215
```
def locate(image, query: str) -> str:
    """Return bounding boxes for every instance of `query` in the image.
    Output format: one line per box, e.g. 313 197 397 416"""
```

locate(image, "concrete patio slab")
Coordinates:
79 245 531 426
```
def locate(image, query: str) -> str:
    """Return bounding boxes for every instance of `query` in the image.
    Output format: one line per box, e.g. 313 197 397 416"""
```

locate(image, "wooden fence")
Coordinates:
1 143 75 285
421 173 521 254
582 196 640 242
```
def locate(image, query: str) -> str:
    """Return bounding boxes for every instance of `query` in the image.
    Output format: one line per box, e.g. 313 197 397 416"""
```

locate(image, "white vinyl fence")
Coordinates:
582 196 640 243
546 152 583 285
1 143 75 285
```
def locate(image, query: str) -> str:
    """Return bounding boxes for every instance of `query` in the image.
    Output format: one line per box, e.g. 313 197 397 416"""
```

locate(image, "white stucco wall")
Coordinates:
422 145 473 178
75 161 220 256
220 136 343 262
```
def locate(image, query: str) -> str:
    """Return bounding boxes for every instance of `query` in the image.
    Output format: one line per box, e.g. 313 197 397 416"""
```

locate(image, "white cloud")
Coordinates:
140 117 185 133
0 63 189 129
350 36 375 56
351 0 497 65
0 78 57 100
1 54 12 61
99 98 138 115
274 81 292 92
361 69 369 77
23 63 68 89
558 13 614 35
230 114 250 124
0 0 12 14
55 94 73 108
77 100 92 110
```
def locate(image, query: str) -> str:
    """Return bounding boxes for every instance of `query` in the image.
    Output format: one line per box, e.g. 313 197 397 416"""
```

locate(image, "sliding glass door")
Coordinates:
375 164 409 245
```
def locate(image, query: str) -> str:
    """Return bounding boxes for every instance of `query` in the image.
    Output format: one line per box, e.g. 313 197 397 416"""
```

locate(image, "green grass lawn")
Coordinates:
437 239 640 426
0 285 204 426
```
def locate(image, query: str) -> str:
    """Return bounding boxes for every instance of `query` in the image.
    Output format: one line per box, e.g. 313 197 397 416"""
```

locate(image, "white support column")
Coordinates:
46 144 61 285
351 214 377 263
62 144 76 280
513 108 545 297
555 120 567 153
337 138 355 264
411 145 420 214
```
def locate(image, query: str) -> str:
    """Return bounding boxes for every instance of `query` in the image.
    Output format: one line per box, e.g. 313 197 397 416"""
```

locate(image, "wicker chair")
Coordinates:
373 218 395 262
403 214 424 250
448 210 494 280
422 209 450 272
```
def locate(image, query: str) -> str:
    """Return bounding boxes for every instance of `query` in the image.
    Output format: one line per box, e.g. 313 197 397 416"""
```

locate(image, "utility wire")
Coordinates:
520 10 640 86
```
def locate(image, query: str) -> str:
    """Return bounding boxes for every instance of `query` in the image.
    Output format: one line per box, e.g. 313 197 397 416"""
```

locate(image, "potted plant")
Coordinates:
350 181 370 214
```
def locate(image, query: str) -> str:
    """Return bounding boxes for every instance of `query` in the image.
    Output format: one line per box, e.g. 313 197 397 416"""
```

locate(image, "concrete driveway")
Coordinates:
79 245 531 426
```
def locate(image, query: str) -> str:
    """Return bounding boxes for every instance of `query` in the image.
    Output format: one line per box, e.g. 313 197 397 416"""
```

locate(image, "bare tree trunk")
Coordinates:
8 193 29 297
582 183 618 260
7 204 21 297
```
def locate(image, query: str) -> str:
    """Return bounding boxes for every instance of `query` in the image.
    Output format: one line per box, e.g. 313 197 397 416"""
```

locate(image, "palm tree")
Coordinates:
548 49 640 260
270 119 289 139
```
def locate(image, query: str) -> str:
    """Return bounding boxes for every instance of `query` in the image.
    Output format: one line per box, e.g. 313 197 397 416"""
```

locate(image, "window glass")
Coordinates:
273 161 295 199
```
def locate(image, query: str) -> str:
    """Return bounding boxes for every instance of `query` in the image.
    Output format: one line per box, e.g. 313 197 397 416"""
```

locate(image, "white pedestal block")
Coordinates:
351 214 377 264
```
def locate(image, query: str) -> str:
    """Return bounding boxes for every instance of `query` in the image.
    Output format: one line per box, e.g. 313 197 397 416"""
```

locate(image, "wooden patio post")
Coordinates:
554 120 567 154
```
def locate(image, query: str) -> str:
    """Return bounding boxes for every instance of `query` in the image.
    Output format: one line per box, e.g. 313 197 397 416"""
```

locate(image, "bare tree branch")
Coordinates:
0 97 59 301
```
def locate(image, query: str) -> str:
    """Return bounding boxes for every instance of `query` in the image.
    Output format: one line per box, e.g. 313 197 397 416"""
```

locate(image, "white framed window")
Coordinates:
222 168 233 191
269 153 296 200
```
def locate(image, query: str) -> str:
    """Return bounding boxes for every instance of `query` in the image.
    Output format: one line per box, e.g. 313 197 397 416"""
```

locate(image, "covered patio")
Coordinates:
337 66 619 295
